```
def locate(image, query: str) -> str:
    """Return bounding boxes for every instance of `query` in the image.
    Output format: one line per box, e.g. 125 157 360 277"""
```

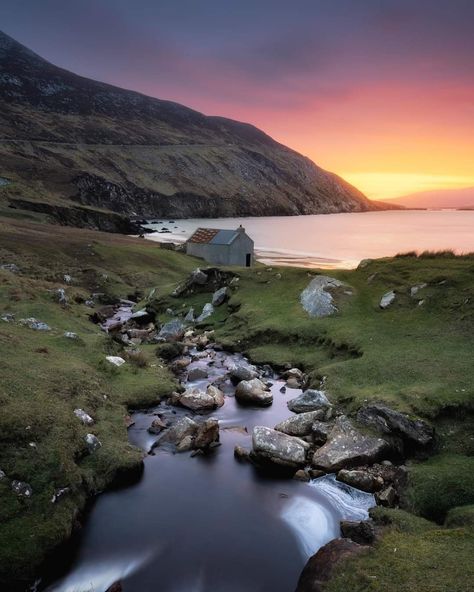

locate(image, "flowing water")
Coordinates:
43 347 374 592
144 210 474 268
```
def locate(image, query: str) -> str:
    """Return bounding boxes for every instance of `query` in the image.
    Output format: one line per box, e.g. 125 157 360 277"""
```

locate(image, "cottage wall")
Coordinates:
186 232 254 266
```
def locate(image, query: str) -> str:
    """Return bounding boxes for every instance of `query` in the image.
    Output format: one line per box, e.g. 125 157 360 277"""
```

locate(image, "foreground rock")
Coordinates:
251 426 309 469
312 416 390 471
300 276 347 318
274 410 325 437
357 404 434 448
235 378 273 406
159 416 219 452
288 389 331 414
296 538 368 592
336 469 384 493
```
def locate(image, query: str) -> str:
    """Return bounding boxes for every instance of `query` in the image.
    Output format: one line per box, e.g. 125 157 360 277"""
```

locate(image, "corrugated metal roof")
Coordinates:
188 227 240 245
210 229 239 245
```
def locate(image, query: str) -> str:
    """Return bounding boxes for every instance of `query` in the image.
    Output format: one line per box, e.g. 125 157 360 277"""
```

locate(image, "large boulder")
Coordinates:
251 426 310 468
274 410 325 437
300 276 347 318
288 390 331 414
357 404 434 448
295 538 368 592
235 378 273 407
178 385 224 411
312 416 390 471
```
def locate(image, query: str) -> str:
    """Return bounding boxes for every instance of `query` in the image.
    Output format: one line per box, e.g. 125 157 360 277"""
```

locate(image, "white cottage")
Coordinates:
186 226 254 267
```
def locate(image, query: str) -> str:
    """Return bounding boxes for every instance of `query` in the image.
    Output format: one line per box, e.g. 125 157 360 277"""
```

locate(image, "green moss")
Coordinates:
445 505 474 529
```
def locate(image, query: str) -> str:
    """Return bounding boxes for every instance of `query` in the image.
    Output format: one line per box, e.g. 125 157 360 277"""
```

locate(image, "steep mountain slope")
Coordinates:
383 187 474 209
0 30 380 230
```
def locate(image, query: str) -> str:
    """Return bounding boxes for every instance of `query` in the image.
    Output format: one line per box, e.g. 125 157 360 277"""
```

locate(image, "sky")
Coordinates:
1 0 473 200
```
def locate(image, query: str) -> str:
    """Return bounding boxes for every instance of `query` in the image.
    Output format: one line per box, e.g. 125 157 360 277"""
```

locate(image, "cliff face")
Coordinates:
0 30 380 228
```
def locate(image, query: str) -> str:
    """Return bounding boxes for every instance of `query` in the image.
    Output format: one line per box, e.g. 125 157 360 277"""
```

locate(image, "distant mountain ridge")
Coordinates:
0 30 386 231
383 187 474 209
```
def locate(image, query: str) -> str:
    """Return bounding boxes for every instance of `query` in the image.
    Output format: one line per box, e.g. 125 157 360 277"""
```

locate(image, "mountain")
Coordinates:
382 187 474 209
0 30 383 231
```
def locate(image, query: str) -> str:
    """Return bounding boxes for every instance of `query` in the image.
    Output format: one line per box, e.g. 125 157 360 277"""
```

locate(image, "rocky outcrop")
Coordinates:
357 404 434 448
312 417 390 471
295 538 368 592
251 426 309 468
340 520 376 545
336 469 384 493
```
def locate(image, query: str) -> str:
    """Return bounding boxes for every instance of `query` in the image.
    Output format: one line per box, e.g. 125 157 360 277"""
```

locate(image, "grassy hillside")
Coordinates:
1 217 473 590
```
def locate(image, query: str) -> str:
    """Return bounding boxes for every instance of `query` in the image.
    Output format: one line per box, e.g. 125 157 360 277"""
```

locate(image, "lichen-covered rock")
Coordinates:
274 410 325 437
357 404 434 448
300 276 346 317
251 426 310 468
312 416 390 471
178 385 224 411
288 389 331 414
311 420 332 444
229 362 259 383
161 416 198 445
235 378 273 406
194 418 220 449
85 433 101 453
148 417 167 434
74 408 94 425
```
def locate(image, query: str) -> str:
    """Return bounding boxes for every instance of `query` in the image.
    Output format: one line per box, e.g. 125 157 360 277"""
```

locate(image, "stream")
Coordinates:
43 345 374 592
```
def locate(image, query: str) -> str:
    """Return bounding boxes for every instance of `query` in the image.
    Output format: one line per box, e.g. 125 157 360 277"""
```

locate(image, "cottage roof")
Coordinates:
188 227 242 246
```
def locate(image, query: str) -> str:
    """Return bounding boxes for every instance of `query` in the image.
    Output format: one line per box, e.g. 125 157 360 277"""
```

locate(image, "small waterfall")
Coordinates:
309 474 375 521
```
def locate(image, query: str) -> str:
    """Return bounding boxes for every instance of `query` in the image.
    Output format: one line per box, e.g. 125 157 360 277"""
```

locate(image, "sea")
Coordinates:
144 210 474 268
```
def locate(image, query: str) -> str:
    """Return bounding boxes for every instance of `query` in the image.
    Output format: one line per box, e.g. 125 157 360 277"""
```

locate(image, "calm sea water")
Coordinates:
145 210 474 268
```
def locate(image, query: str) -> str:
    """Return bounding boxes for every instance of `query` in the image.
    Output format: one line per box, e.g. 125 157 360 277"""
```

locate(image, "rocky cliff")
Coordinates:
0 30 382 229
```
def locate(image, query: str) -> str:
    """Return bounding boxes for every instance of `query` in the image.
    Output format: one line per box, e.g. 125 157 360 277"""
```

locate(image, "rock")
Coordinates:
375 485 397 507
287 389 331 414
358 259 373 269
336 469 384 493
155 341 185 361
51 487 70 504
161 417 198 445
187 367 209 381
286 377 301 389
176 435 194 452
274 410 325 437
311 420 332 444
55 288 68 305
148 417 167 434
251 426 309 468
0 469 5 479
300 275 346 318
308 468 325 480
312 416 390 472
74 408 94 425
229 362 259 382
130 309 149 320
105 581 123 592
295 538 368 592
212 286 231 306
157 319 185 341
184 307 195 322
0 263 20 273
85 433 101 453
283 368 304 381
357 404 434 448
234 445 250 461
196 303 214 323
410 283 427 297
380 290 396 309
194 418 220 449
106 355 126 367
340 520 376 545
170 356 192 373
11 480 33 497
64 331 78 339
235 378 273 407
63 274 73 284
178 385 224 411
19 318 51 331
1 313 14 322
190 268 209 285
293 469 310 482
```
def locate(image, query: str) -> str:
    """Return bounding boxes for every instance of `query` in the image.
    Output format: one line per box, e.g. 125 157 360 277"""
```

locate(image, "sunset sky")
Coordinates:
2 0 473 200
